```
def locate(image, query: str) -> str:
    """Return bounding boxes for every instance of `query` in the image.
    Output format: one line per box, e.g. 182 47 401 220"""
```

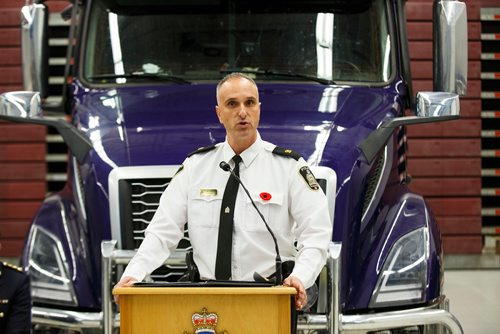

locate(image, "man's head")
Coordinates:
216 73 261 154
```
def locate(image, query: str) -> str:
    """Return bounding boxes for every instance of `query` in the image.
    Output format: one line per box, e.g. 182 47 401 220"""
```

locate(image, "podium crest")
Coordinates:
184 308 227 334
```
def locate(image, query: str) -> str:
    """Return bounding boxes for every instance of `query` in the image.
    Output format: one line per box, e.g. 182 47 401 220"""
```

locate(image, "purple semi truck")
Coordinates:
0 0 467 333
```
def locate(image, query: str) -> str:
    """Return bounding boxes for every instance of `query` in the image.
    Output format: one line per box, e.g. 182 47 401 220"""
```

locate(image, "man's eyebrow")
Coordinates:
224 98 237 104
222 96 258 104
244 96 258 102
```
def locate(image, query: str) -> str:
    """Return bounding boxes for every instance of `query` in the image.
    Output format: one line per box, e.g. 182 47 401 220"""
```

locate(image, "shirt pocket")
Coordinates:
243 191 285 232
189 188 223 228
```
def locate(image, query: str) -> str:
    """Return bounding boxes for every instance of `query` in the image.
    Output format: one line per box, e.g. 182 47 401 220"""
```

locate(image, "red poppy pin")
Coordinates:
260 192 272 201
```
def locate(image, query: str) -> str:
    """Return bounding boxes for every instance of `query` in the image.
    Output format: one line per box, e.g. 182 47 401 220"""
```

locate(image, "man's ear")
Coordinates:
215 105 222 123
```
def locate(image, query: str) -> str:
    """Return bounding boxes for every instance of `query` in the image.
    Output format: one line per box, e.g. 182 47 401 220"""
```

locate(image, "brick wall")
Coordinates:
0 0 46 256
406 0 484 253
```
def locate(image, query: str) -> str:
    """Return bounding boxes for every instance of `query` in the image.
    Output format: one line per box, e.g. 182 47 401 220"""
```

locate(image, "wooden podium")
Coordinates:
114 286 296 333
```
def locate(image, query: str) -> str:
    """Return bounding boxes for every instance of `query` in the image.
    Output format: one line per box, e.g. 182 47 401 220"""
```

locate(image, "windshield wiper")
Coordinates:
89 72 191 85
220 69 335 85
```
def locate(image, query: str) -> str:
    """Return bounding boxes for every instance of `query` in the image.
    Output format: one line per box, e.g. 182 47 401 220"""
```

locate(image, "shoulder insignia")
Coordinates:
3 262 22 272
272 146 301 161
173 165 184 178
299 166 320 191
187 145 217 157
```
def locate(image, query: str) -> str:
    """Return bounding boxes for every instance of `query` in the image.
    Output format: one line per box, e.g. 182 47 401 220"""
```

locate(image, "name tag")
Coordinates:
199 189 217 197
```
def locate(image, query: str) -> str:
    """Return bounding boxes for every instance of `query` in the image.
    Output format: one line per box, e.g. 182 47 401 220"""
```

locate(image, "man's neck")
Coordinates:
227 133 258 155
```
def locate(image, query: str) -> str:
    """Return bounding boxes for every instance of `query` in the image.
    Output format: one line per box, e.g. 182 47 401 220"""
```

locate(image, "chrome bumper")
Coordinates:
31 302 462 333
32 306 118 330
298 302 463 333
31 241 463 334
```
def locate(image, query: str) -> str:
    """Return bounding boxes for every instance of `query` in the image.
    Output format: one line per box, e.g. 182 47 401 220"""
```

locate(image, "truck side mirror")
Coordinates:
415 92 460 118
0 91 42 118
358 92 460 164
21 3 49 99
433 0 468 95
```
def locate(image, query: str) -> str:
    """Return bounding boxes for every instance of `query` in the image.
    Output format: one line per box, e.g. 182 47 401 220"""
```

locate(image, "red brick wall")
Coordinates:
405 0 493 254
0 0 46 256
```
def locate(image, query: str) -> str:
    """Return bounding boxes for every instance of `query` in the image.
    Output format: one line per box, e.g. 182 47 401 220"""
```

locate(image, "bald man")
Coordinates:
114 73 332 312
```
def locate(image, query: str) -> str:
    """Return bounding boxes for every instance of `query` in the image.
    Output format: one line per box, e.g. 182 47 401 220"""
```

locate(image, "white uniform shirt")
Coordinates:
122 135 333 288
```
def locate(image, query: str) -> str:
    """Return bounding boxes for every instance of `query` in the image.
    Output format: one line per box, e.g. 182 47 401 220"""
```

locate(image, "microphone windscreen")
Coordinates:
219 161 231 172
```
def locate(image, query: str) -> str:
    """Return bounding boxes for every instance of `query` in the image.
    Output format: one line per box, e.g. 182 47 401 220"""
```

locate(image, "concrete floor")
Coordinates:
444 270 500 334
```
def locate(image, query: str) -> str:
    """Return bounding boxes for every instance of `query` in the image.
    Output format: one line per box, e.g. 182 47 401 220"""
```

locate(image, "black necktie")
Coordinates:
215 155 242 280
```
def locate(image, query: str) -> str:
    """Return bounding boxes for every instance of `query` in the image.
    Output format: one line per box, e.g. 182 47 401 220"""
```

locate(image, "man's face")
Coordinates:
216 77 261 143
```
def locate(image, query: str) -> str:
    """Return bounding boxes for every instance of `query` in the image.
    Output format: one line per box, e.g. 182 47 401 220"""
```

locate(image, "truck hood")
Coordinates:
75 83 399 185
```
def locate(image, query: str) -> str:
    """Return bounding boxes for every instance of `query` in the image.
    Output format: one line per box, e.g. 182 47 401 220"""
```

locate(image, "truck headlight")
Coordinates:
27 225 77 306
370 227 428 307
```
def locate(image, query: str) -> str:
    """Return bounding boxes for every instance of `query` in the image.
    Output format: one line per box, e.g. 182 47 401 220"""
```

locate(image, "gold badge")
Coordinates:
200 189 217 197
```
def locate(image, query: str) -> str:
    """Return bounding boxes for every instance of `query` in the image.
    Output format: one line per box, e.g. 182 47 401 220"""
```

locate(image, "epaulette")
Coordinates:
3 262 22 272
272 146 301 161
187 144 217 157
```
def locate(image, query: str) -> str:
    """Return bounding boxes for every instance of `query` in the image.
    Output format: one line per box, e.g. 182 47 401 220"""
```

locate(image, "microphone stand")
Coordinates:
219 161 283 285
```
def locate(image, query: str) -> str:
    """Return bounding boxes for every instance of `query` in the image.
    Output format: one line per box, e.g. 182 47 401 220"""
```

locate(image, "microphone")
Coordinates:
219 161 231 172
219 161 283 285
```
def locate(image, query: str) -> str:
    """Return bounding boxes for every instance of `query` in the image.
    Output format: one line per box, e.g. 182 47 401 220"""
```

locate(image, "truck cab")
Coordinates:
0 0 467 333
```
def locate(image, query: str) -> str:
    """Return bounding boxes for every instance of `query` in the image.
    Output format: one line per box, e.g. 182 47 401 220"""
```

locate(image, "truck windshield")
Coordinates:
83 0 392 85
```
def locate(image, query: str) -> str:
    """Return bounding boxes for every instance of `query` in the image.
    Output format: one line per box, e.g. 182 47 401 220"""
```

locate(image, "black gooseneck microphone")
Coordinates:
219 161 283 285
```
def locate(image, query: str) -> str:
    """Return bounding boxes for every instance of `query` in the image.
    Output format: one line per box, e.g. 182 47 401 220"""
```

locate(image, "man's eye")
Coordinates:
246 100 255 106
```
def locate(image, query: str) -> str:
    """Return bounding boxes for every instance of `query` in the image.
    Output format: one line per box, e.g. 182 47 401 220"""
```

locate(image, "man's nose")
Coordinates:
238 104 247 117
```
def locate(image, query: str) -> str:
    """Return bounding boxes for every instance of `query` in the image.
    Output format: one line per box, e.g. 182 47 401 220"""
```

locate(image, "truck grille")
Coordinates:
120 178 169 249
109 166 191 282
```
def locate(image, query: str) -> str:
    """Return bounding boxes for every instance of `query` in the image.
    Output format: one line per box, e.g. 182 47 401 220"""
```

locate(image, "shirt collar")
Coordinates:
222 132 263 168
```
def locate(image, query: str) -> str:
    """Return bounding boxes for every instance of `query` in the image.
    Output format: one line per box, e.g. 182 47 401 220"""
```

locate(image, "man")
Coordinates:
114 73 332 310
0 240 31 334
